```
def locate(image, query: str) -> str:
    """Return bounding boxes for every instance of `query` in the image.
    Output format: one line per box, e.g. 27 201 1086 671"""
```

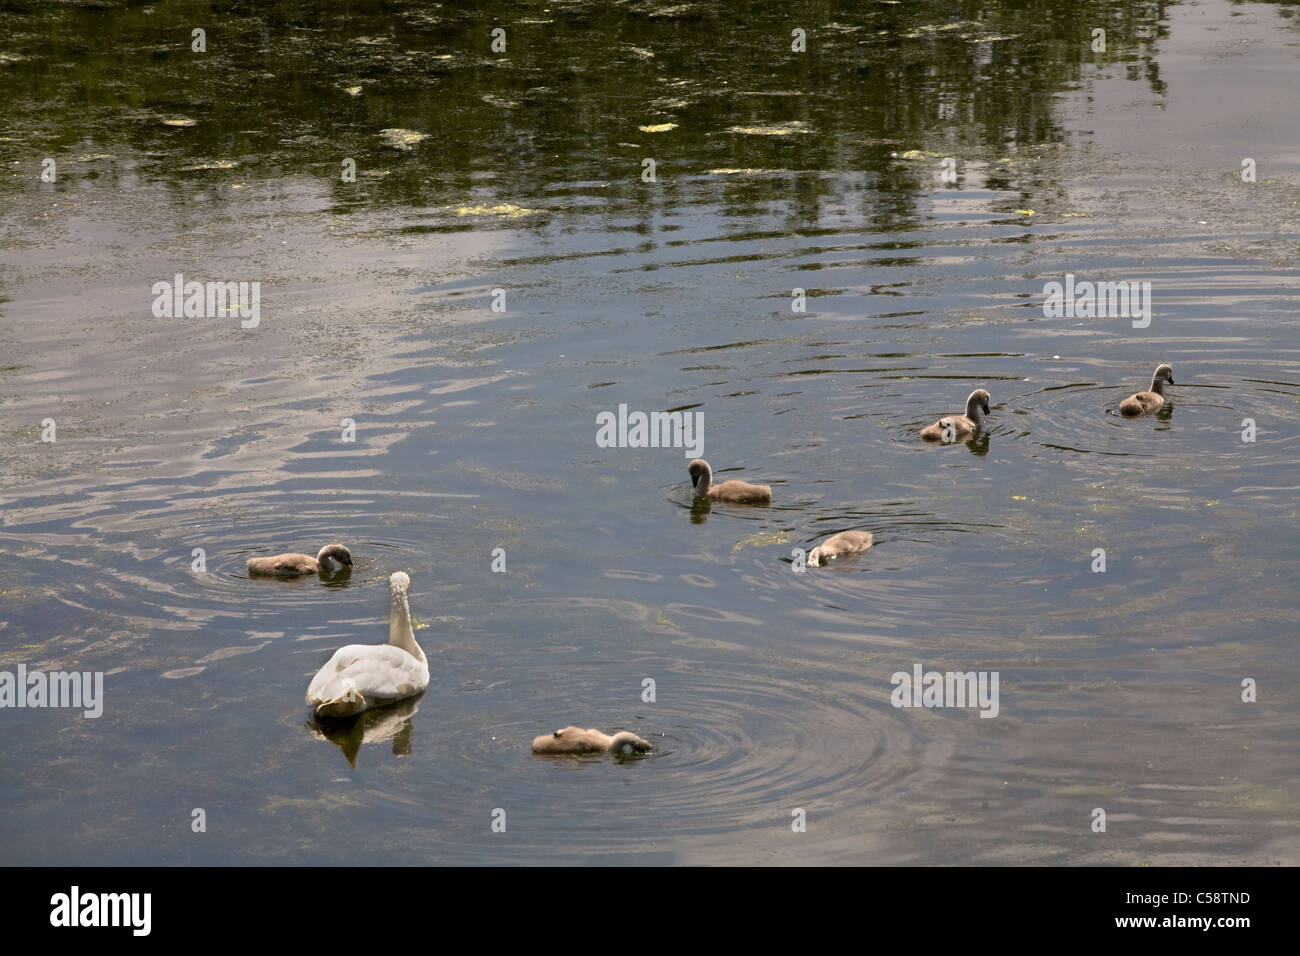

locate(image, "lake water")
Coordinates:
1 0 1297 865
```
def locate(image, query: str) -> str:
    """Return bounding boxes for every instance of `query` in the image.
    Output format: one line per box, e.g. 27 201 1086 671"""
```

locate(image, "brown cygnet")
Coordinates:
808 530 874 566
531 725 653 755
921 389 991 441
1119 363 1174 416
687 459 772 504
247 544 353 577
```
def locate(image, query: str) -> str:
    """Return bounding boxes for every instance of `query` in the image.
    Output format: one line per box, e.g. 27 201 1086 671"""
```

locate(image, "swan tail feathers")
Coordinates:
311 682 366 718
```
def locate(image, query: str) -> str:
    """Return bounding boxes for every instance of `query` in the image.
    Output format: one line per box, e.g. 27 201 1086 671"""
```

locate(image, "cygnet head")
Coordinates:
610 731 653 754
687 458 712 495
966 389 991 419
315 544 353 570
390 570 410 593
1152 363 1175 387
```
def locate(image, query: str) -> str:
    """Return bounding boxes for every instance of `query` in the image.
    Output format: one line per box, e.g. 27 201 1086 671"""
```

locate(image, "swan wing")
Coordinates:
306 643 430 708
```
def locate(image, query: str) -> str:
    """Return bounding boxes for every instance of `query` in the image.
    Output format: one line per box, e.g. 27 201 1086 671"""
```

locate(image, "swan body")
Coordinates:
921 389 991 441
687 458 772 504
531 725 653 755
306 571 428 718
808 530 874 566
1119 363 1174 416
248 544 352 577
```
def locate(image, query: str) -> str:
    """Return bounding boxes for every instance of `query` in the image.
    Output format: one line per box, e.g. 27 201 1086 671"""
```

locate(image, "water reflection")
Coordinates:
689 498 712 523
308 694 424 768
244 564 354 586
964 432 991 456
0 0 1175 224
317 566 356 589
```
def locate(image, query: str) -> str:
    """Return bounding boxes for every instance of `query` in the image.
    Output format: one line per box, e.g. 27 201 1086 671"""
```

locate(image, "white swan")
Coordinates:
531 725 653 754
305 571 429 718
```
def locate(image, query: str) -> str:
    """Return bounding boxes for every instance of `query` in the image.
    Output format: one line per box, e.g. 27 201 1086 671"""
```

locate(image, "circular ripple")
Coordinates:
338 646 940 862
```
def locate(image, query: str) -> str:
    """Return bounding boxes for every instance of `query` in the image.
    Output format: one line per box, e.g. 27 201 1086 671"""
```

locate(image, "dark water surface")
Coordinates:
1 0 1298 864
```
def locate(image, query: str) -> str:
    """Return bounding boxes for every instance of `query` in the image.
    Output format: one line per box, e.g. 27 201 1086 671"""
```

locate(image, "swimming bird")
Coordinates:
1119 363 1174 416
687 459 772 504
305 571 428 718
247 544 352 577
808 530 874 566
921 389 991 441
531 726 653 755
